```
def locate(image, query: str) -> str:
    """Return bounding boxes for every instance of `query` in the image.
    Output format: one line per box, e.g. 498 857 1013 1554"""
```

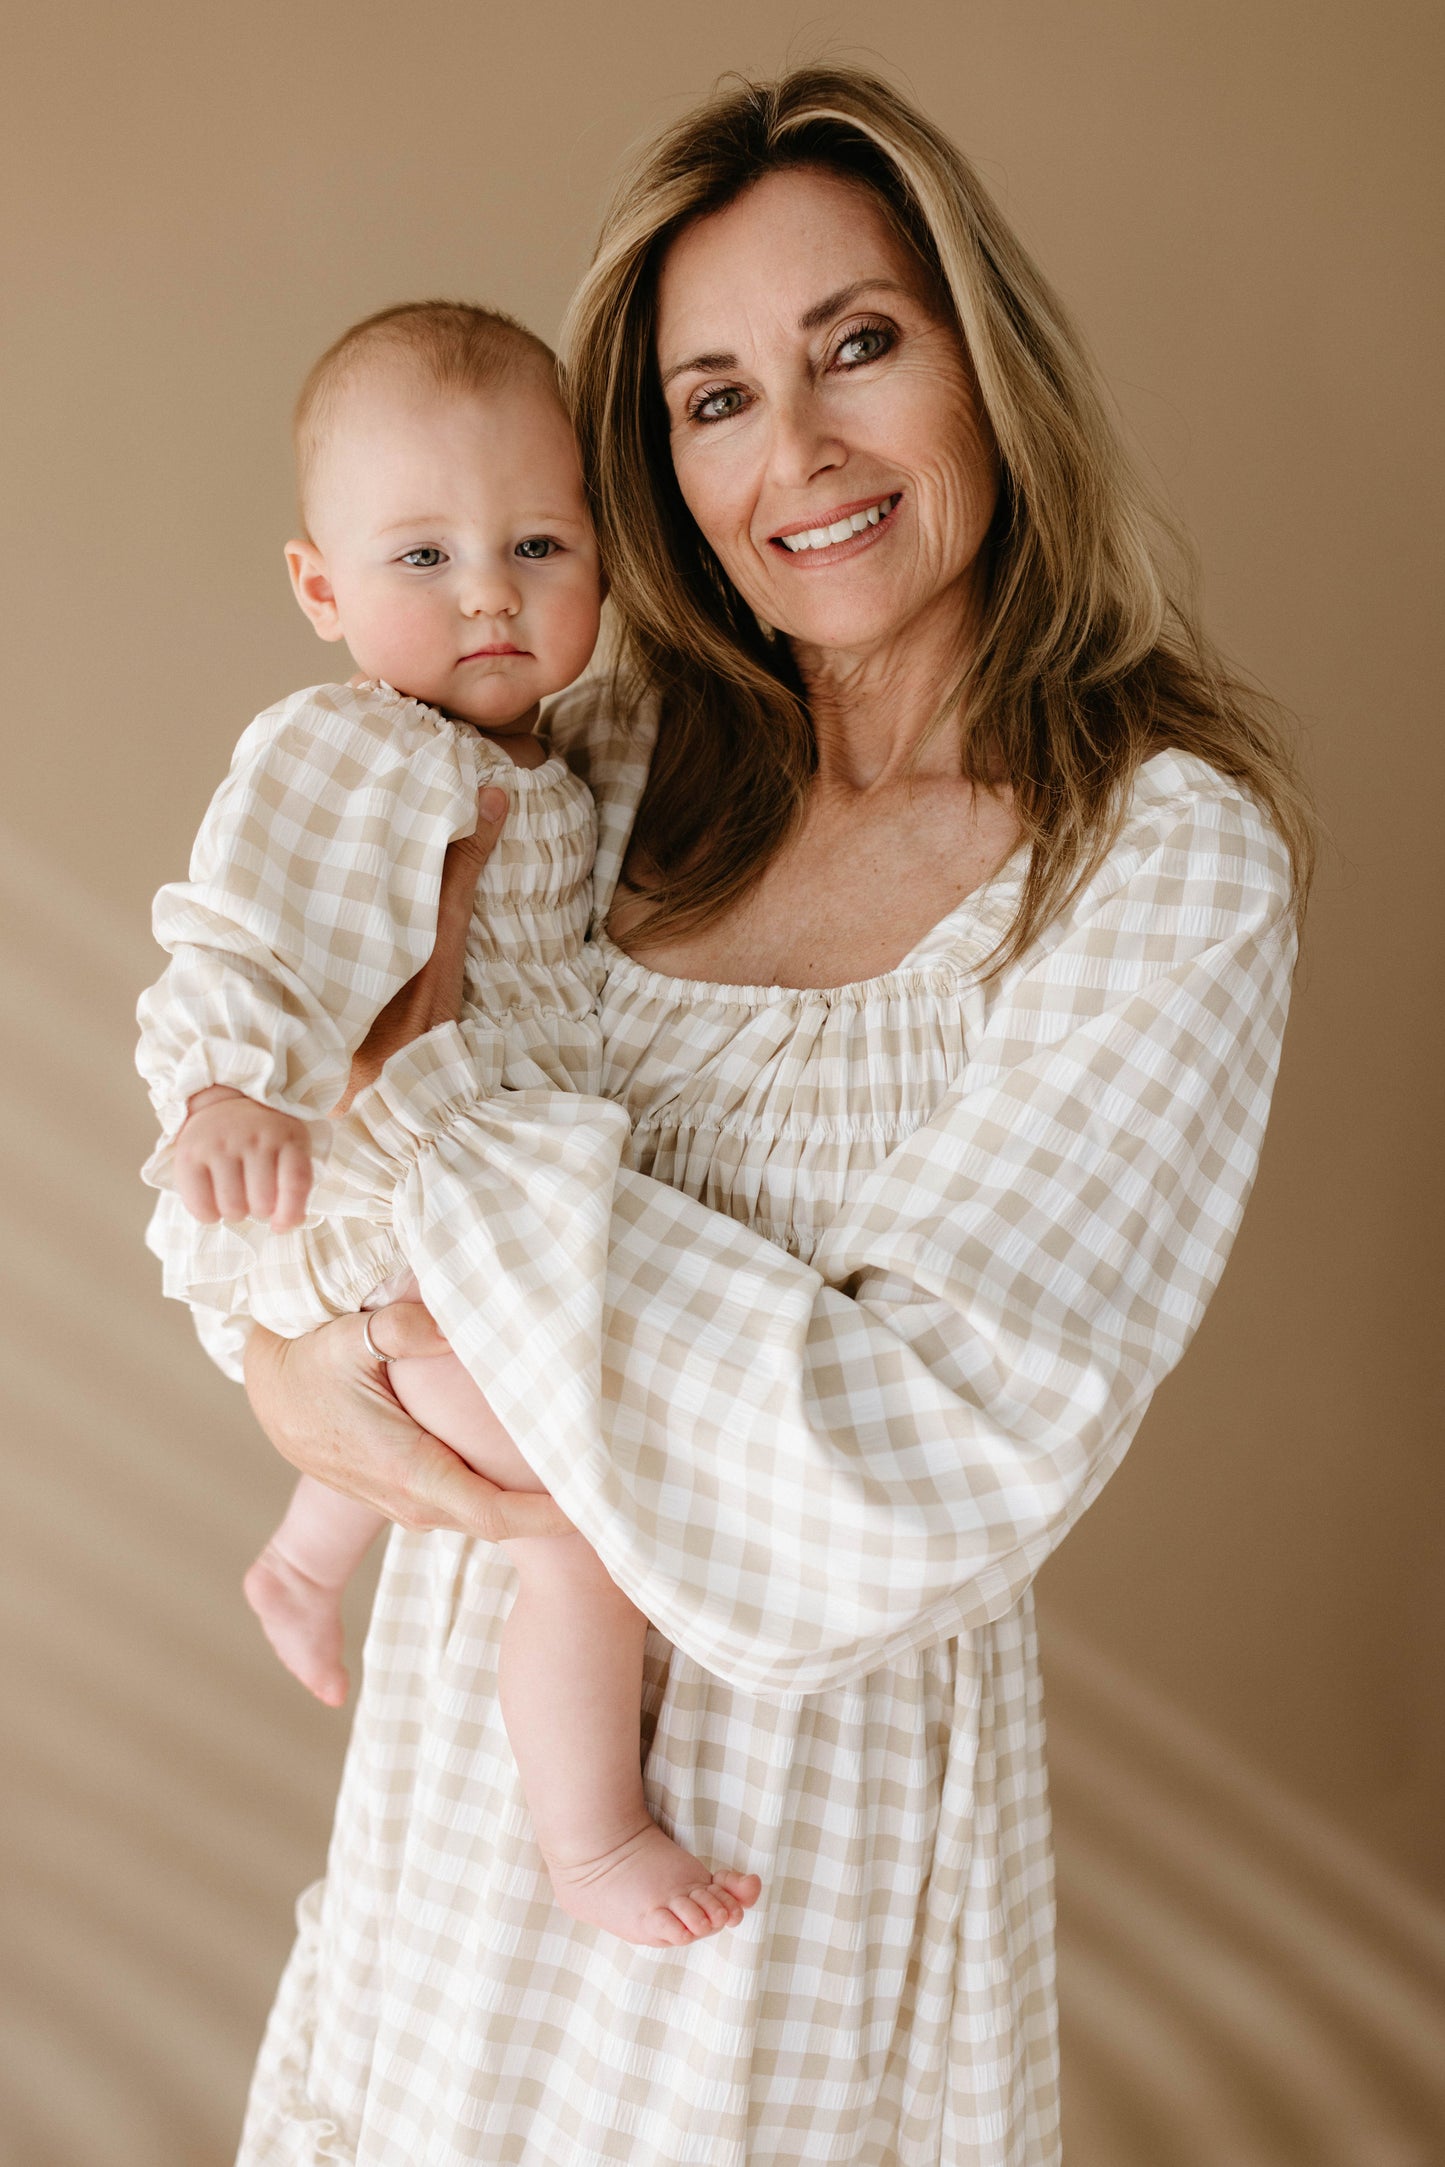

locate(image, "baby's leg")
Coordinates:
244 1477 384 1708
387 1328 762 1947
244 1271 422 1706
498 1532 760 1946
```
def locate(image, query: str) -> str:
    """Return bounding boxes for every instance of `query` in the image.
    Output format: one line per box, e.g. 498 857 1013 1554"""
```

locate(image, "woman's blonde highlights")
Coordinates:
563 67 1316 970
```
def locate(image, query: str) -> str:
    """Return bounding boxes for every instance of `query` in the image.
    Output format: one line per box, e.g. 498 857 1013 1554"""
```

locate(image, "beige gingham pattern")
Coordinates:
216 683 1297 2166
137 678 601 1369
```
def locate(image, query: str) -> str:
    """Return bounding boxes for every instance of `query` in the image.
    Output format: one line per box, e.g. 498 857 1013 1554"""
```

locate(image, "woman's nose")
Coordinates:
765 389 846 491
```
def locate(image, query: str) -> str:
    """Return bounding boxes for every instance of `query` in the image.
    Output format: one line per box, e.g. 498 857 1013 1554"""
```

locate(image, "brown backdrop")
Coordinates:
3 3 1441 2162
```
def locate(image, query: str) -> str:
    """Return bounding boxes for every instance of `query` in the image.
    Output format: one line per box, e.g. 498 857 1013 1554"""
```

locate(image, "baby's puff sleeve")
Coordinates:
136 682 488 1184
346 771 1299 1699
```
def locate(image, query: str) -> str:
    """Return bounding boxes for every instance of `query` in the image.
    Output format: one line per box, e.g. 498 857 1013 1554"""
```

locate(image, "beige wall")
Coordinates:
4 3 1441 2161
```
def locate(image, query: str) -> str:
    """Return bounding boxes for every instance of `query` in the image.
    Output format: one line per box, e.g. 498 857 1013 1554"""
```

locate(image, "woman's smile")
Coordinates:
768 490 903 562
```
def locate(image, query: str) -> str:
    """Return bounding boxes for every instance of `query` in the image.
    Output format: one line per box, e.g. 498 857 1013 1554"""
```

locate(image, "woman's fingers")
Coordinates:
339 785 508 1107
359 1299 450 1363
354 1303 574 1539
486 1486 577 1541
242 1311 574 1543
405 1450 576 1544
440 784 509 902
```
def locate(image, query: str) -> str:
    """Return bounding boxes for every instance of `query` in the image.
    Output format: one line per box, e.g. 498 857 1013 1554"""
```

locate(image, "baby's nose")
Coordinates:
461 570 523 617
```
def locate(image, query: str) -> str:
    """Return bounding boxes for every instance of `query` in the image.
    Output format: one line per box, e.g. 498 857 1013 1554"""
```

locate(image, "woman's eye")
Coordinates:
689 385 746 425
515 537 559 560
835 324 893 367
399 547 444 569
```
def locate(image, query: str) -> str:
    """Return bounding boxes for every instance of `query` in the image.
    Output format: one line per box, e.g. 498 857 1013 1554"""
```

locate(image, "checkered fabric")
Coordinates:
183 681 1296 2167
137 678 601 1369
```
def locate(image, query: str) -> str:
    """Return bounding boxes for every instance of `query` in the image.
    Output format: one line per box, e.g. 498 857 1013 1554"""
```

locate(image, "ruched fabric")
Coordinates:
138 677 600 1372
228 682 1299 2167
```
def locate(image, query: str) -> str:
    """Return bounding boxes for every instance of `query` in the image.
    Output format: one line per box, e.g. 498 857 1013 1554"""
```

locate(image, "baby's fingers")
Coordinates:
176 1157 222 1225
269 1140 313 1233
244 1141 282 1226
211 1149 251 1224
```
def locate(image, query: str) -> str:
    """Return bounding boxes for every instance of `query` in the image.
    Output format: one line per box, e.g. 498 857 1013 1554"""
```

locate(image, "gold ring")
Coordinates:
361 1311 391 1367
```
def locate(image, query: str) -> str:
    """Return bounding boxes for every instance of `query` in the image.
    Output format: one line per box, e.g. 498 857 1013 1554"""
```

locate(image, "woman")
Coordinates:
236 67 1314 2166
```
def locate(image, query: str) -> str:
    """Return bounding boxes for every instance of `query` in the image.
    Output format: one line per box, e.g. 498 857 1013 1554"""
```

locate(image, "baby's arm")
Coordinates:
174 1084 314 1233
138 684 492 1195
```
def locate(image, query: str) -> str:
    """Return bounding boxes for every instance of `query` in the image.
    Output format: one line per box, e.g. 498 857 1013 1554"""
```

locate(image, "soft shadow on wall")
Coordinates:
3 0 1443 2161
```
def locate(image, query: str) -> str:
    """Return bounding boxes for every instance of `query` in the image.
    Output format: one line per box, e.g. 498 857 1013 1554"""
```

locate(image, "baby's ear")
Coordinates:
284 539 344 641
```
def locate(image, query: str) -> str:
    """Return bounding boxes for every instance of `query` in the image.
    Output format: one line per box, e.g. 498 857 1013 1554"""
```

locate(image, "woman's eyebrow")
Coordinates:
797 278 908 330
660 349 735 390
661 279 912 388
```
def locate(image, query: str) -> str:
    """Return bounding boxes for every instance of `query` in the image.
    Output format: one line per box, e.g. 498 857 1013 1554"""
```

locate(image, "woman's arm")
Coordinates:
336 778 1298 1692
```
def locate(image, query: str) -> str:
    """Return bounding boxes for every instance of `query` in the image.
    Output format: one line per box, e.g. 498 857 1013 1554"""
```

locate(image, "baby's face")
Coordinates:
288 365 602 735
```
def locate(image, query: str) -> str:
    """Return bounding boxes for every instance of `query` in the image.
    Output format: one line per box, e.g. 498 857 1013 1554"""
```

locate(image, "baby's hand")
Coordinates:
175 1086 313 1231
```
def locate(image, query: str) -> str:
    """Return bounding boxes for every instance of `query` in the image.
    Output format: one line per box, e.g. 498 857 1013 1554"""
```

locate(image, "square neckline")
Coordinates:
590 831 1034 1007
574 682 1040 1002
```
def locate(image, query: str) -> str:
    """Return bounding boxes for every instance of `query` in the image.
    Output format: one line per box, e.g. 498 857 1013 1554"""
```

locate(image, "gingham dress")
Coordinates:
221 681 1297 2167
137 678 601 1361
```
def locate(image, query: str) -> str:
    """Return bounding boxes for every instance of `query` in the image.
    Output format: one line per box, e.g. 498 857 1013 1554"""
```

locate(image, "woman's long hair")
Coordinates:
563 66 1317 974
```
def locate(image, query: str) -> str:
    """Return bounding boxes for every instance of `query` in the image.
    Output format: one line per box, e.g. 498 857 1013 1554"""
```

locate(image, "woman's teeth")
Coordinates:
777 495 897 553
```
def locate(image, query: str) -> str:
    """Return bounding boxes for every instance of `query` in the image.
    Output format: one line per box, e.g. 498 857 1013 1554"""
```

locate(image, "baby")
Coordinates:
137 302 759 1949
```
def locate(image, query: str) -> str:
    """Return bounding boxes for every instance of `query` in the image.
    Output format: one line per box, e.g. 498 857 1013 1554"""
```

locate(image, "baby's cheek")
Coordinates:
350 592 453 695
546 577 604 682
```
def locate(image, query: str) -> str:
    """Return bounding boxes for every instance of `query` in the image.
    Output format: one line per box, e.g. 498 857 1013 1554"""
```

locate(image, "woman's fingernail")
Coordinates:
478 787 507 823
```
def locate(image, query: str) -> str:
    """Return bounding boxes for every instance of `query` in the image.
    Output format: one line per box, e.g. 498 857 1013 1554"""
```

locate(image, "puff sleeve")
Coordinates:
333 772 1298 1700
135 681 489 1183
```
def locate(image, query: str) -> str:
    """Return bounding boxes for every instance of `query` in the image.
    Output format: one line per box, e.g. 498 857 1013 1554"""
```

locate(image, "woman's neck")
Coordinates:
792 579 986 793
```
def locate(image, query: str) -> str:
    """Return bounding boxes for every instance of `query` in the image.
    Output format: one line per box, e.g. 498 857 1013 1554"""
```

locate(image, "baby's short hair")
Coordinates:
293 300 561 532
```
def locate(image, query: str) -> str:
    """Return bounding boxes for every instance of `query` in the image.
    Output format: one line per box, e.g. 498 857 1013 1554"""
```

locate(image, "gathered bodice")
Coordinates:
594 923 1011 1259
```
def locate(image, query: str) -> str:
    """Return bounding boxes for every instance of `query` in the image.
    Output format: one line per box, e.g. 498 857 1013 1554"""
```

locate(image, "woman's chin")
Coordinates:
774 599 918 666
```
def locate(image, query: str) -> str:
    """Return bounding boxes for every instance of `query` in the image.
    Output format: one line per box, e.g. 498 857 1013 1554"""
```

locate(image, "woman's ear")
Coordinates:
284 539 345 641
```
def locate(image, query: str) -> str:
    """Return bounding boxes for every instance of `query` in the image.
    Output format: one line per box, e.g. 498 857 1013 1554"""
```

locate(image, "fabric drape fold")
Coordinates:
328 784 1296 1699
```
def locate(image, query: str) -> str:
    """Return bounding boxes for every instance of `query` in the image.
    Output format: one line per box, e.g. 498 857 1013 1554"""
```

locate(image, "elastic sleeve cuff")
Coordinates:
140 1041 338 1191
307 1021 507 1223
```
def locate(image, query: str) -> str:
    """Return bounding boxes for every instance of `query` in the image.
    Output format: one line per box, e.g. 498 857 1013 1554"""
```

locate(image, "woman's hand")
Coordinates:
337 783 509 1111
243 1305 575 1542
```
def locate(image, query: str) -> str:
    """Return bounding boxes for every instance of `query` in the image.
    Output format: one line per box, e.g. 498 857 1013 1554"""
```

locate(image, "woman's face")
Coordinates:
655 165 999 669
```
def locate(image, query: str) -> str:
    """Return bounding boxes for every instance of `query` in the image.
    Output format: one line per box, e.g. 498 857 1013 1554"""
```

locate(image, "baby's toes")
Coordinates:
666 1890 723 1939
645 1906 695 1948
718 1870 762 1911
313 1663 350 1708
687 1883 739 1932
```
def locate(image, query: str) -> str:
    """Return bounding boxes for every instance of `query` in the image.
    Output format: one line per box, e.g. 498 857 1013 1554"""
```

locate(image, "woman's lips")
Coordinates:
768 492 902 564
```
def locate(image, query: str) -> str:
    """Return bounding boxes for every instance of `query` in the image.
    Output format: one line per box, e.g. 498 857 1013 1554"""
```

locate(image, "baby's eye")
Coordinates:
835 324 894 367
689 385 746 425
399 546 445 569
515 537 560 560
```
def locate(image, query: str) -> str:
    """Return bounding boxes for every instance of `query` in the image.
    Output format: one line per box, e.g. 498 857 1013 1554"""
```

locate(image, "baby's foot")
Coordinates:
243 1542 349 1707
541 1818 762 1947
